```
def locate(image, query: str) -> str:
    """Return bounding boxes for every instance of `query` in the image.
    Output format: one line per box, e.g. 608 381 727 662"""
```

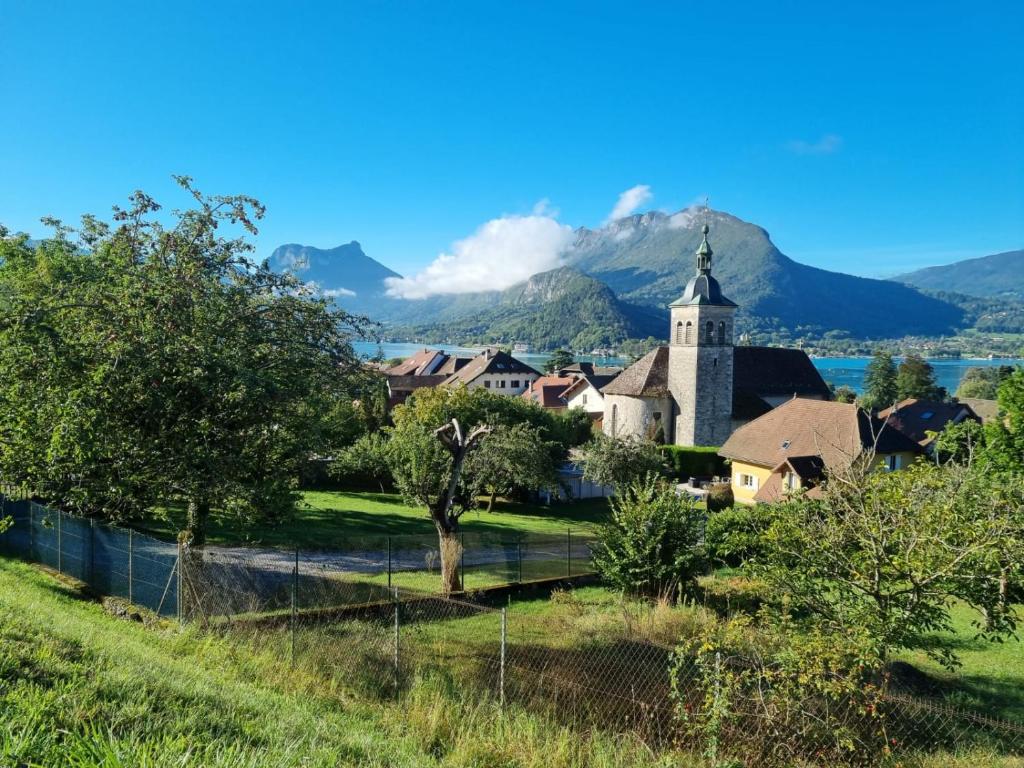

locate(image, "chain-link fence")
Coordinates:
0 488 180 617
3 491 1023 765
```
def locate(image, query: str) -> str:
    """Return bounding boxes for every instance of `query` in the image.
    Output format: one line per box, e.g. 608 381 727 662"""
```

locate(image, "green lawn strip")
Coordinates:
895 601 1024 722
133 491 610 548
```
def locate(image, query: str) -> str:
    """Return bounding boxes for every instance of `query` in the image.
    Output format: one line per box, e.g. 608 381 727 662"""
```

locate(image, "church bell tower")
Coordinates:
667 221 738 446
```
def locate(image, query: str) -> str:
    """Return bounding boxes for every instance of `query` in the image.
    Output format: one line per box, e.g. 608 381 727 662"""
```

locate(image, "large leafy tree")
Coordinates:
986 368 1024 474
895 352 944 401
580 434 664 488
385 386 566 593
0 179 367 545
861 350 898 410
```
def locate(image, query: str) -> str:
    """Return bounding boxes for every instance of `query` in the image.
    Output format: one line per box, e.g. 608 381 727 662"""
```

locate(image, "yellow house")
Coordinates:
719 398 922 504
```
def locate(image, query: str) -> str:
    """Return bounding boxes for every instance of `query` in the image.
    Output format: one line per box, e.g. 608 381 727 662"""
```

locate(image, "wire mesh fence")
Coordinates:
3 490 1024 765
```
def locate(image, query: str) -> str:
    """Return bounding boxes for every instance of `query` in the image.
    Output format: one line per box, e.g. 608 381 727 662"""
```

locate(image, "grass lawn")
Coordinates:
0 557 692 768
897 601 1024 722
134 490 612 548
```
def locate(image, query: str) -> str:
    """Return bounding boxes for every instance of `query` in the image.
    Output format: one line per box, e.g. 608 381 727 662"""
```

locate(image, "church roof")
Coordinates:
733 346 832 398
600 347 670 397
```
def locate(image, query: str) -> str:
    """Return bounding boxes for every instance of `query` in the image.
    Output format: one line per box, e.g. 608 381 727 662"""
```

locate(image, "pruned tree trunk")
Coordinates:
487 489 497 513
439 530 463 594
430 418 491 596
186 498 211 547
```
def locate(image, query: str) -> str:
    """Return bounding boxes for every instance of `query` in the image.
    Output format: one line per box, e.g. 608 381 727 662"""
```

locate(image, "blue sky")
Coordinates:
2 1 1022 287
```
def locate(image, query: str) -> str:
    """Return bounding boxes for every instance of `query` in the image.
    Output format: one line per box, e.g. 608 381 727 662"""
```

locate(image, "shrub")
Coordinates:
330 433 394 491
659 446 726 481
704 504 777 566
670 611 887 766
580 435 665 488
592 474 707 597
705 483 733 513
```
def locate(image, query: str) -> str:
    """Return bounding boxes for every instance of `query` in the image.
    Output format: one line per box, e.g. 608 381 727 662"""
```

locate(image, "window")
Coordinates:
675 321 683 344
705 321 715 343
684 321 693 344
718 321 726 345
510 380 519 388
611 404 618 436
652 411 662 421
784 472 797 490
498 380 506 389
484 381 491 389
738 473 758 490
581 393 588 405
885 454 901 471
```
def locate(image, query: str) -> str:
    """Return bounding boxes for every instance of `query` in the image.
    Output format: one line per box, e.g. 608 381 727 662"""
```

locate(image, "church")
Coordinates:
601 223 831 446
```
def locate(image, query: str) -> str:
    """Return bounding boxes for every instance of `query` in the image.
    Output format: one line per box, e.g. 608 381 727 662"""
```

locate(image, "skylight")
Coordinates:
920 411 934 419
781 440 791 449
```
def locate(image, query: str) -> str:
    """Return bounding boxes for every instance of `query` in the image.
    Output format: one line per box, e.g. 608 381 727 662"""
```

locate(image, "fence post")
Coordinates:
29 503 34 561
89 518 95 585
500 607 507 707
566 528 571 578
128 529 134 604
57 510 63 573
460 532 466 592
517 540 522 584
393 587 400 697
176 539 184 626
291 547 298 667
387 536 392 590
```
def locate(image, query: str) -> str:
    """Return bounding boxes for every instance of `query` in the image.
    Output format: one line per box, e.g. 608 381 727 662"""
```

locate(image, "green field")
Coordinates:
134 490 612 548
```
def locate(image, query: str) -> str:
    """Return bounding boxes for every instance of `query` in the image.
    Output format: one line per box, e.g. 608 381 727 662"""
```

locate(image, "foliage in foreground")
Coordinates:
592 474 706 596
0 181 370 545
733 460 1024 668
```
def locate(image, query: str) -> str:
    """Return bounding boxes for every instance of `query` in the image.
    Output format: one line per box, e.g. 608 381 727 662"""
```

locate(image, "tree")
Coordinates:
861 350 898 410
986 368 1024 474
544 348 575 373
467 423 558 511
386 386 566 593
748 459 1022 667
0 180 366 545
580 434 665 489
895 352 944 401
830 384 858 404
956 365 1016 400
592 474 706 596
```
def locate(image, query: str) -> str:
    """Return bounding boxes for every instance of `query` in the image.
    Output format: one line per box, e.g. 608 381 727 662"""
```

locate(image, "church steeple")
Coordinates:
670 219 737 308
696 223 713 275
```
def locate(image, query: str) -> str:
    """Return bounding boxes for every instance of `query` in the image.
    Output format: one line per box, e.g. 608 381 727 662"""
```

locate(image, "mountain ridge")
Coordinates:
895 249 1024 301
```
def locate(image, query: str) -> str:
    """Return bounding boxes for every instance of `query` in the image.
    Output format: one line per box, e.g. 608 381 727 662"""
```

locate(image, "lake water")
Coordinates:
353 341 1020 396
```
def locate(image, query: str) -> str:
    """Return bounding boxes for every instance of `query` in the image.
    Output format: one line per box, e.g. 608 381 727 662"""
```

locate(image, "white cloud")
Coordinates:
605 185 653 224
787 134 843 155
384 210 574 299
667 209 699 229
303 281 356 298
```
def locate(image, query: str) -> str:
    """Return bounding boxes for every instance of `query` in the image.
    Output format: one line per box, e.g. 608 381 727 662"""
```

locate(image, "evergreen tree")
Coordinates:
544 348 575 373
862 350 898 410
896 353 944 401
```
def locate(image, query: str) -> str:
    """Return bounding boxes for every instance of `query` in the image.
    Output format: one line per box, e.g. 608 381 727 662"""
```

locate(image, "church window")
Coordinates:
705 321 714 343
675 321 683 344
718 321 726 345
684 321 693 344
610 404 618 436
653 411 661 420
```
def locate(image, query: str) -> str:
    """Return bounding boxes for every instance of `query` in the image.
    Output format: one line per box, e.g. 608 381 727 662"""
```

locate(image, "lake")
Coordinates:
353 341 1020 396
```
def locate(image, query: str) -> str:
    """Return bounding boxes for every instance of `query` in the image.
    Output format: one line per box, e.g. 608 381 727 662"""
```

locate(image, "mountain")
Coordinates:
565 209 966 339
390 267 663 350
268 241 401 315
895 249 1024 301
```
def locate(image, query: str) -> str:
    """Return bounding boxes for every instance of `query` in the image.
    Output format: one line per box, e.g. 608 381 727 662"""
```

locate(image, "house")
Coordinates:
441 348 541 395
601 223 831 446
719 398 923 504
557 363 621 417
521 375 577 410
384 347 540 406
956 397 1000 425
878 398 981 452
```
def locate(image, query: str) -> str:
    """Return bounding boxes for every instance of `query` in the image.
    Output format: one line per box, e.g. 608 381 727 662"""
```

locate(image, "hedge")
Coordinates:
659 445 727 480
